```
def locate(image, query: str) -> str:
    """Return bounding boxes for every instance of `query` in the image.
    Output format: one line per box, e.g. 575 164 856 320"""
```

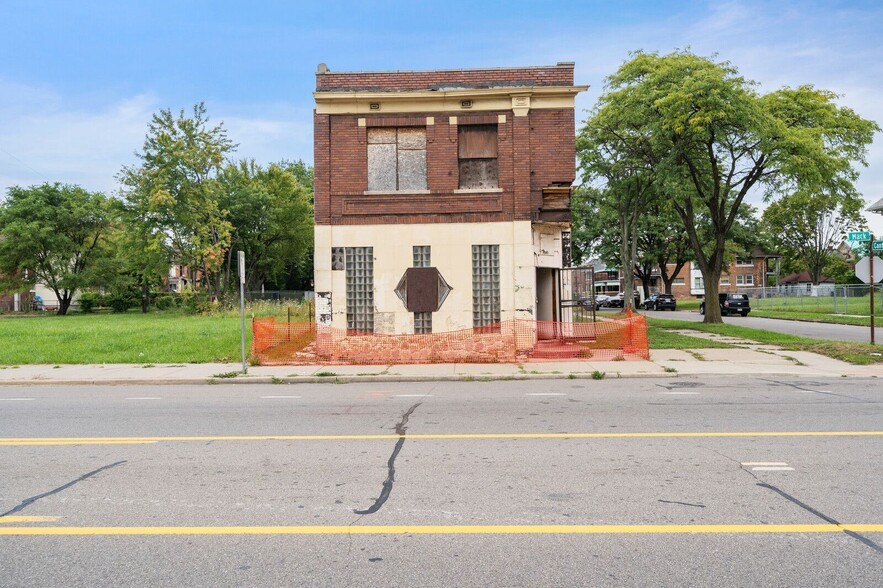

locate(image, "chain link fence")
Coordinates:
735 284 883 315
245 290 314 302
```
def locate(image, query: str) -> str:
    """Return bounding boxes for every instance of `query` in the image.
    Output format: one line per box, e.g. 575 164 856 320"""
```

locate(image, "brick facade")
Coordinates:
668 256 776 299
313 64 585 336
314 65 578 226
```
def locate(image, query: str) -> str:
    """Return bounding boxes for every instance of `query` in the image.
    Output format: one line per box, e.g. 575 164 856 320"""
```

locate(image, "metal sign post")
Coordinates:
238 251 247 373
871 235 876 345
851 231 877 345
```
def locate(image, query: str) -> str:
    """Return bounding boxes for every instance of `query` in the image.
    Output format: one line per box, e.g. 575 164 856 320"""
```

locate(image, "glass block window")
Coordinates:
413 245 431 268
472 244 500 328
414 312 432 334
345 247 374 333
413 245 431 333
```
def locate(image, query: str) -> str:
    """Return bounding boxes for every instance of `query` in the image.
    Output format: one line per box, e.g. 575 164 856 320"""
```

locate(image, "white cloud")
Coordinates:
0 84 315 198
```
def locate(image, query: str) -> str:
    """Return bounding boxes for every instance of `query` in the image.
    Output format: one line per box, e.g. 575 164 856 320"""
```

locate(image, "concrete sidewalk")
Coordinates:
1 338 880 385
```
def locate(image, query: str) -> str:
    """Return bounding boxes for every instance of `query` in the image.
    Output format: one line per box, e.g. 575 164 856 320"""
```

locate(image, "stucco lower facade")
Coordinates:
314 221 567 334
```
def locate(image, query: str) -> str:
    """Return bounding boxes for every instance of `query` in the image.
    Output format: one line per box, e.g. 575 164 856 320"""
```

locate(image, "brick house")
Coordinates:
668 247 782 298
312 63 586 334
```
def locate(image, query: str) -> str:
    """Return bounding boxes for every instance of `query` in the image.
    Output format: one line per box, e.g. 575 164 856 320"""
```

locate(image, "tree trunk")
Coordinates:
141 279 149 313
700 243 724 323
619 214 636 313
57 290 73 316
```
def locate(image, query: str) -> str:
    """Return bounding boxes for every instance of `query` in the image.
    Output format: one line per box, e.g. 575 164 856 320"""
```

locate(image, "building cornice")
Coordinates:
313 85 589 115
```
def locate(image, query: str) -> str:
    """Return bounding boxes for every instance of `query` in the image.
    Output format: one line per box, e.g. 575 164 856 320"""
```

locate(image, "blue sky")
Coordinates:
2 0 882 234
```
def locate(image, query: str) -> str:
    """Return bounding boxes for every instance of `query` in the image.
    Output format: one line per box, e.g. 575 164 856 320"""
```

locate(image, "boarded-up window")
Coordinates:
459 125 498 189
367 128 427 191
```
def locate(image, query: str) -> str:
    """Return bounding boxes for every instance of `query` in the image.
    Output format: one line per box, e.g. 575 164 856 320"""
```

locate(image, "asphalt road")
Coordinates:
642 308 882 342
1 379 881 587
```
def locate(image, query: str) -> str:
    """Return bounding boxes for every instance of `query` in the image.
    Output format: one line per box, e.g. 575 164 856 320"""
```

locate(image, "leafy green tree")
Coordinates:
119 103 235 300
217 160 314 294
823 254 860 284
88 212 171 313
762 189 866 284
0 183 115 315
595 50 878 322
577 123 657 310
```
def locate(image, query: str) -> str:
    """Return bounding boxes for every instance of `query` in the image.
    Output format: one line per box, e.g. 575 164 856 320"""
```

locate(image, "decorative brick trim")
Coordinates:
364 116 427 127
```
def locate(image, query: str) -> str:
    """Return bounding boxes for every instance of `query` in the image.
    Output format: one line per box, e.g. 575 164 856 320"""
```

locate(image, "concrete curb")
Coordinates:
2 370 876 386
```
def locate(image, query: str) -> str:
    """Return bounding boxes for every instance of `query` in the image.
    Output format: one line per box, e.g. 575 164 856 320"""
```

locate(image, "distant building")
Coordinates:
669 248 782 298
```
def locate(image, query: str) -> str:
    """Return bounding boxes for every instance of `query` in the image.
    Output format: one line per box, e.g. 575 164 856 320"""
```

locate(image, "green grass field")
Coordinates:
646 327 732 350
0 303 311 365
2 304 875 365
647 318 883 365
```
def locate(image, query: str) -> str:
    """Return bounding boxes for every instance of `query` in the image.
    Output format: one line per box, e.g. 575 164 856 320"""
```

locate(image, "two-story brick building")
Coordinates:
668 247 782 298
312 63 586 334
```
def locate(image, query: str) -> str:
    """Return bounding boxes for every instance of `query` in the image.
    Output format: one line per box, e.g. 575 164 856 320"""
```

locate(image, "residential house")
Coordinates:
780 271 834 295
312 63 586 333
669 247 781 299
589 261 620 296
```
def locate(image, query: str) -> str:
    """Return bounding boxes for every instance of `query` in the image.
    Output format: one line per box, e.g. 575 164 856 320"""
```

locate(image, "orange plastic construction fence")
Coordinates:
252 315 649 366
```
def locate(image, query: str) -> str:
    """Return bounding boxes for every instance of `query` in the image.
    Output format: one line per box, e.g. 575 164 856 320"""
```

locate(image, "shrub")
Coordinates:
180 290 213 314
106 293 133 313
78 292 100 314
153 294 179 310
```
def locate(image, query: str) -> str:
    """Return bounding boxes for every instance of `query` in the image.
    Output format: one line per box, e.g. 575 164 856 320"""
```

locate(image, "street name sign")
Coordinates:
873 241 883 252
849 231 871 241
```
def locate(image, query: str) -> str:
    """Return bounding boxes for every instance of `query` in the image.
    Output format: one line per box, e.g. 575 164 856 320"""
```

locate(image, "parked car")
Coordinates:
644 293 677 311
700 293 751 316
608 291 641 309
576 295 599 311
595 294 612 307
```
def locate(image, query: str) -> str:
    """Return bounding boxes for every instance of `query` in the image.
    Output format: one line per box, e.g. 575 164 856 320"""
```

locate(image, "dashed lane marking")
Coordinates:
125 397 162 400
526 393 566 396
742 461 794 471
752 466 795 471
260 396 302 399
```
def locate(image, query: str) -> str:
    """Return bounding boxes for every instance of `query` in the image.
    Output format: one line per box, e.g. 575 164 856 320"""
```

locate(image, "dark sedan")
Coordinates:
644 293 677 311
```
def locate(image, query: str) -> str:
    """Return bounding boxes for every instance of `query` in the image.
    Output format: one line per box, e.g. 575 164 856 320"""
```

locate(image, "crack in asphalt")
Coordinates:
0 460 127 517
353 403 421 515
658 499 706 508
759 378 863 401
701 444 882 555
756 482 883 555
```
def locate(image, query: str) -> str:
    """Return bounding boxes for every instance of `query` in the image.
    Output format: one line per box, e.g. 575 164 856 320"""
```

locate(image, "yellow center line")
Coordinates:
0 516 61 524
0 431 881 446
0 524 882 536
